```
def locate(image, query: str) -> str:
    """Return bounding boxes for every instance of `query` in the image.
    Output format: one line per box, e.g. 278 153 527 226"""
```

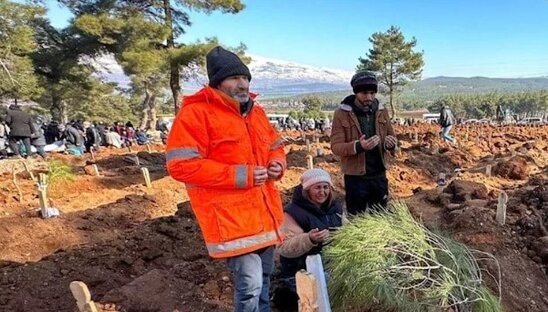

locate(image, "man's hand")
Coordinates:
267 161 283 180
308 228 330 244
359 134 380 150
253 166 268 186
384 135 397 149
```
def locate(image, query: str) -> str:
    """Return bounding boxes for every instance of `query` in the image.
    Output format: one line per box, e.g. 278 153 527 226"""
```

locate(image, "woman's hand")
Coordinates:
308 228 330 244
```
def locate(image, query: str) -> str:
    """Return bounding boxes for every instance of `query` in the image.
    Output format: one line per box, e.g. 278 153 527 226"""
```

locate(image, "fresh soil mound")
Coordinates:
493 156 530 180
0 202 233 312
443 180 489 202
135 151 166 166
285 148 309 168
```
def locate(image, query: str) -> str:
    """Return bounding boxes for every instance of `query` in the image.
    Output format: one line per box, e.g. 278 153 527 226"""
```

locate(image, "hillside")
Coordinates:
404 76 548 101
263 76 548 110
92 53 548 110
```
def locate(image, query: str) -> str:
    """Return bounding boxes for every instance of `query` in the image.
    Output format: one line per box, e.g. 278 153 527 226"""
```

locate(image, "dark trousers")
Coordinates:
34 145 47 158
344 174 389 215
8 136 31 157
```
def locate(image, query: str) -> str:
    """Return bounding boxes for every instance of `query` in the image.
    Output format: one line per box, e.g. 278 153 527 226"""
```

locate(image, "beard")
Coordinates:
233 94 250 103
356 99 373 110
230 89 249 103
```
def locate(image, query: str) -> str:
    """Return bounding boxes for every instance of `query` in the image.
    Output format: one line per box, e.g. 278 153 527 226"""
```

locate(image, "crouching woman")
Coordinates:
278 168 343 295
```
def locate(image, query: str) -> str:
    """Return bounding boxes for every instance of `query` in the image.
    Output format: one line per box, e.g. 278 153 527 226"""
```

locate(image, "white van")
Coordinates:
266 113 289 128
422 113 440 124
517 117 543 125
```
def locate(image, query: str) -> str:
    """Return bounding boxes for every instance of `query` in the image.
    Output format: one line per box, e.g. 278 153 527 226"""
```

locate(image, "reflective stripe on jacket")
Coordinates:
166 86 286 258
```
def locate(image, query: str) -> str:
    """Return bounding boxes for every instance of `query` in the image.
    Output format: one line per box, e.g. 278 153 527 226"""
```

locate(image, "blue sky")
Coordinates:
42 0 548 78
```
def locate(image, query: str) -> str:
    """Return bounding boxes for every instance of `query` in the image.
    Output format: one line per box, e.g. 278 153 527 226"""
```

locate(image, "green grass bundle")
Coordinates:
324 201 501 312
47 159 75 184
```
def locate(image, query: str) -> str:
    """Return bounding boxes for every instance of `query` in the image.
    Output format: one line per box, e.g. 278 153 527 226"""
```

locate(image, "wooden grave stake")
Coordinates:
146 143 152 153
127 145 132 153
305 139 311 152
89 147 96 161
395 146 402 158
92 164 100 176
38 173 49 217
413 131 419 143
135 155 140 167
296 271 320 312
496 191 508 225
12 166 23 202
306 155 314 169
485 164 492 176
141 167 152 188
21 160 36 181
70 281 99 312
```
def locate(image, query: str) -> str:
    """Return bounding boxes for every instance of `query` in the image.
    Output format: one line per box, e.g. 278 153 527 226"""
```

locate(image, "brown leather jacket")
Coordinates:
330 98 395 176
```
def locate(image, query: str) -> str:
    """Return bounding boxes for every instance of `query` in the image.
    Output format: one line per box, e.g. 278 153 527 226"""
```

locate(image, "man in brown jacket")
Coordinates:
330 71 397 214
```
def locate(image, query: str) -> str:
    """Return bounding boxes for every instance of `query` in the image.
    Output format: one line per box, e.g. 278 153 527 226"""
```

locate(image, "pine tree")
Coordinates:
0 0 45 101
31 17 107 122
61 0 245 117
358 26 424 118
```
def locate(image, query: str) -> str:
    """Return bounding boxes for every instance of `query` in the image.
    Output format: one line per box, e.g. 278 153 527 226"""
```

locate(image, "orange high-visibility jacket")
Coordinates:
166 86 286 258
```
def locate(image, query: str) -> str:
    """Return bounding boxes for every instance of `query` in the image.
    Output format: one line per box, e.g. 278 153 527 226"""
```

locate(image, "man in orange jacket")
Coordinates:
166 46 286 312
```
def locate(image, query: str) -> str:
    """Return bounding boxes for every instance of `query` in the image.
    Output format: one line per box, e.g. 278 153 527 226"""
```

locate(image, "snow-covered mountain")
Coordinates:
243 54 353 95
185 54 354 95
90 53 354 95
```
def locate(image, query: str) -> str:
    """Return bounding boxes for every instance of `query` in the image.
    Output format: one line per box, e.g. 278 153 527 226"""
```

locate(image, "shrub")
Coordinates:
324 201 502 312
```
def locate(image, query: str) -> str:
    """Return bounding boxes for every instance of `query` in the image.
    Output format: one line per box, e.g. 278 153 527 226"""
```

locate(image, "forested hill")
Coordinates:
264 76 548 110
409 76 548 96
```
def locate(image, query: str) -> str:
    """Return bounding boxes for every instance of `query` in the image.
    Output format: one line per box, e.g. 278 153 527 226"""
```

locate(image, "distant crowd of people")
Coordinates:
0 104 156 160
276 116 331 132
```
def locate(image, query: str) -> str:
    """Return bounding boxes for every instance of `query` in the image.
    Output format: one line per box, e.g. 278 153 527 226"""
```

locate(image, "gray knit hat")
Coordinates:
350 70 378 94
300 169 333 190
206 46 252 87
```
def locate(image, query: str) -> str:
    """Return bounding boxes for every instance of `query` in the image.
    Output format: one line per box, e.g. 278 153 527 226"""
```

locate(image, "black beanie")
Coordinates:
351 71 378 94
206 46 252 87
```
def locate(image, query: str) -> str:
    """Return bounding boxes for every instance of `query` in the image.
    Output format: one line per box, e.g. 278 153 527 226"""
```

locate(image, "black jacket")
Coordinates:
64 125 84 147
440 106 455 127
5 105 35 137
85 126 102 146
280 185 343 279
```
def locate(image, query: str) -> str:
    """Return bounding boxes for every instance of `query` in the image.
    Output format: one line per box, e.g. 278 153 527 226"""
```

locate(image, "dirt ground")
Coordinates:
0 124 547 312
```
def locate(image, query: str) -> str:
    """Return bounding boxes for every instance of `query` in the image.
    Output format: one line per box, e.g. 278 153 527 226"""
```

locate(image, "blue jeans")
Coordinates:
34 145 47 158
227 246 274 312
441 125 455 143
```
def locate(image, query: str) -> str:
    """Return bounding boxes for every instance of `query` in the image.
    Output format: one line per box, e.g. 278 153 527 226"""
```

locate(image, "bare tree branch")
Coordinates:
0 58 19 86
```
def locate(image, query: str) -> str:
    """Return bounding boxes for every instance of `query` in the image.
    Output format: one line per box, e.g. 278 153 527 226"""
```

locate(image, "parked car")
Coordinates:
517 117 543 125
478 118 494 124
